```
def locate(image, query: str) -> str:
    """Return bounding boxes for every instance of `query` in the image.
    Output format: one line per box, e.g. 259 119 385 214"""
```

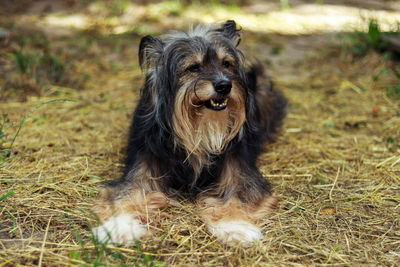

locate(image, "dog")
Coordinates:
92 20 286 246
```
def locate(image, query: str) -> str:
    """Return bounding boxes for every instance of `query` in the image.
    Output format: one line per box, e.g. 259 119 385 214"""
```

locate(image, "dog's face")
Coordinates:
139 21 248 164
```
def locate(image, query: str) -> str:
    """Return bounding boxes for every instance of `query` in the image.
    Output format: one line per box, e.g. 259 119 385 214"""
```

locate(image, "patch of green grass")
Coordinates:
365 20 384 49
1 27 88 99
71 224 127 266
0 114 11 164
40 53 66 83
13 50 39 75
135 242 165 267
18 31 50 50
386 83 400 99
5 209 17 235
110 0 131 16
387 136 395 143
12 49 72 85
385 66 400 99
344 19 400 99
343 20 392 57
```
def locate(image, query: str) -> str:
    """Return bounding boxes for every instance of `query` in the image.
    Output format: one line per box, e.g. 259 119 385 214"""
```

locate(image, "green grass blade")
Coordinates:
0 191 14 201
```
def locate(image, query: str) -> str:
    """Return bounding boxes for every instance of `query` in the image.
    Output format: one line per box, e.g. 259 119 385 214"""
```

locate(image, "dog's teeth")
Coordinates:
208 98 228 109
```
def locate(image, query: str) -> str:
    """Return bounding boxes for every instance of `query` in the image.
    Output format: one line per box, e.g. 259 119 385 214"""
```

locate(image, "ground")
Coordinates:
0 0 399 266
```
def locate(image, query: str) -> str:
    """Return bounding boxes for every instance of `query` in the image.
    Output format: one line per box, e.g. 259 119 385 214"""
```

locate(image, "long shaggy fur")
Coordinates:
93 20 287 246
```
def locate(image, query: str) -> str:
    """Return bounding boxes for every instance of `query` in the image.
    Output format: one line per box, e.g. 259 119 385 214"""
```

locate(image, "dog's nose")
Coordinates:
214 80 232 95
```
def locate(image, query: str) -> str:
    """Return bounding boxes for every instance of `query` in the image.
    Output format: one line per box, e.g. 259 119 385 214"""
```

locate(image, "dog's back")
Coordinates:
242 61 286 164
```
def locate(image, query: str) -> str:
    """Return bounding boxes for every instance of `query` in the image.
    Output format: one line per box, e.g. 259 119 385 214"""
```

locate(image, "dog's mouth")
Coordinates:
204 97 228 111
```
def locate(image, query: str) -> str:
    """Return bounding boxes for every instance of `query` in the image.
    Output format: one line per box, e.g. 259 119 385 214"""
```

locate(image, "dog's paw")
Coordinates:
92 214 148 245
208 220 263 246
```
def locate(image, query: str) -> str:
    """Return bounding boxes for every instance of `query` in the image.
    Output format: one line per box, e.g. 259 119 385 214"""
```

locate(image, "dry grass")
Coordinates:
1 1 400 266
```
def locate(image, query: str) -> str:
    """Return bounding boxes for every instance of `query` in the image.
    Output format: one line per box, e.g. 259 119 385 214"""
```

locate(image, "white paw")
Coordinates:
92 214 148 245
208 220 263 246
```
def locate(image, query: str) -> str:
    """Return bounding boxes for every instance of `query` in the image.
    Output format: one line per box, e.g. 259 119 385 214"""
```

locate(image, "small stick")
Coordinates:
38 216 52 267
329 167 340 202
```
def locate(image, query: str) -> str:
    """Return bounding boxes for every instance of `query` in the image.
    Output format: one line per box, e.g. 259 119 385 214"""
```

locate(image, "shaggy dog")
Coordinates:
92 20 286 246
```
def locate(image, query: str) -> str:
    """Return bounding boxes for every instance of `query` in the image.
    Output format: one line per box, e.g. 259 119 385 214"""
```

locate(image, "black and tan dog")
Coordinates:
92 20 286 246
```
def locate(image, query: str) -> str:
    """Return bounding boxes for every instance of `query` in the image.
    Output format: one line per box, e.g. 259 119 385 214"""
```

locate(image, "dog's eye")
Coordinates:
187 64 201 73
222 60 231 69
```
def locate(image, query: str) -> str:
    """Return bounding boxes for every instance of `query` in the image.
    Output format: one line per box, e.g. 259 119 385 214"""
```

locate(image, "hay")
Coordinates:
1 1 400 266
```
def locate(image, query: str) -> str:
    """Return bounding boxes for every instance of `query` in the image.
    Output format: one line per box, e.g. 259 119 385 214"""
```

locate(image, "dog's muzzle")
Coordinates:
203 80 232 111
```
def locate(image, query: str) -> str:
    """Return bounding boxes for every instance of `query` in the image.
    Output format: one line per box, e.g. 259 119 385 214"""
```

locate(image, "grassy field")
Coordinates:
1 1 399 266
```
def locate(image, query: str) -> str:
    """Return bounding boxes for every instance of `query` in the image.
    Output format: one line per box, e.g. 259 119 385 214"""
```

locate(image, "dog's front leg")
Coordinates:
197 158 278 246
92 189 170 245
198 197 263 246
198 195 276 246
91 160 172 246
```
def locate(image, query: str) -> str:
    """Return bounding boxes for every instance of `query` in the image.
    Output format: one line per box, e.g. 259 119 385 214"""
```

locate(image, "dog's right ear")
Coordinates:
219 20 241 46
139 35 164 70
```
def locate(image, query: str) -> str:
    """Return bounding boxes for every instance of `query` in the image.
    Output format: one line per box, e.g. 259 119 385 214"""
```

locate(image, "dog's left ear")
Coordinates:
138 35 165 70
219 20 241 46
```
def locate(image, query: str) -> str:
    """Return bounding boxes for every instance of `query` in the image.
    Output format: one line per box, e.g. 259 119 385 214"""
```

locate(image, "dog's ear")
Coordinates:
219 20 241 46
139 35 164 70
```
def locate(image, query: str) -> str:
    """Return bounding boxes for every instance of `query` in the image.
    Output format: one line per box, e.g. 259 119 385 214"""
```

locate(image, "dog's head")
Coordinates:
138 20 248 163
